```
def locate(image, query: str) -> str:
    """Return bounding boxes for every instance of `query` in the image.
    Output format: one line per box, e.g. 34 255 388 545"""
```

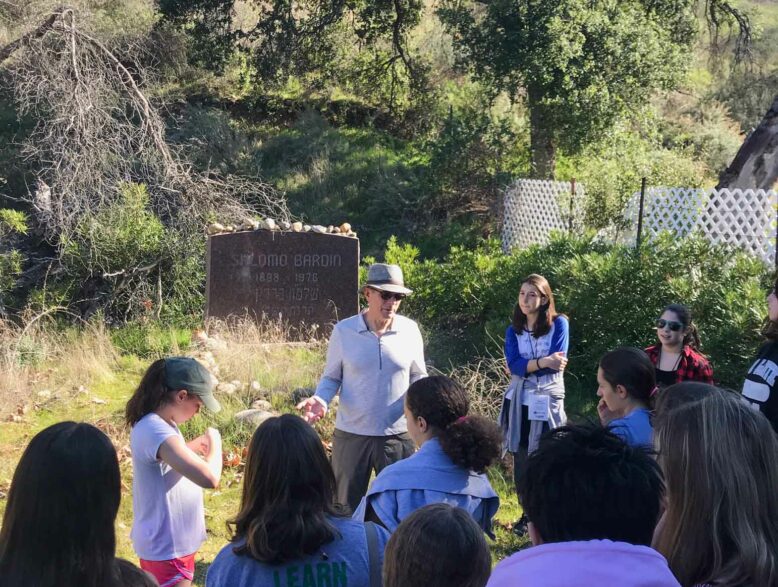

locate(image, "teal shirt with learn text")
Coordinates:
206 516 389 587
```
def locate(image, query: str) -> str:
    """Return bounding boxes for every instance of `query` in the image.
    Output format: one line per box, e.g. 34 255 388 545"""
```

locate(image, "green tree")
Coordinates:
437 0 707 178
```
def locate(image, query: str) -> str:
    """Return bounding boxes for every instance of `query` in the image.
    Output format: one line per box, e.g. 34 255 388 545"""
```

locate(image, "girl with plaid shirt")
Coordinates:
644 304 713 390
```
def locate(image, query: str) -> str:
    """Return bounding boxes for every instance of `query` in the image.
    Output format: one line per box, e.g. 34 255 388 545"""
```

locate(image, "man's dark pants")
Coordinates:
331 428 416 513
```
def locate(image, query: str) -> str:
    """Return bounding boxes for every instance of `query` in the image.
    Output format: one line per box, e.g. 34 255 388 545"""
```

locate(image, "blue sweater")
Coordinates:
504 316 569 379
608 408 653 448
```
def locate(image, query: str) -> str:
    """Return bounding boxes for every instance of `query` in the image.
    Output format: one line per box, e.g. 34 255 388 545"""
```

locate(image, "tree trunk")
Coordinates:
716 93 778 190
528 86 556 179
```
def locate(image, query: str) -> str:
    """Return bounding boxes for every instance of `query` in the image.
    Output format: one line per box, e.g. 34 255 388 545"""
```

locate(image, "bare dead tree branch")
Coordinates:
0 6 61 64
0 6 290 319
2 6 289 243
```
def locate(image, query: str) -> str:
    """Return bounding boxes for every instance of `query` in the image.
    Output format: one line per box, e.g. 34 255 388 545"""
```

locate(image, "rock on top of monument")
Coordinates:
206 219 357 238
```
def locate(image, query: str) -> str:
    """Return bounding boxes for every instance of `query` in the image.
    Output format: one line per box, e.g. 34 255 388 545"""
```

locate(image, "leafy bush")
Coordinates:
380 233 771 413
0 209 28 313
63 182 166 275
54 182 205 322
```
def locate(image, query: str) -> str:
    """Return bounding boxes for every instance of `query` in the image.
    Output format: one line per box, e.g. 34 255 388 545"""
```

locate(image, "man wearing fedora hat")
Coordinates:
297 263 427 512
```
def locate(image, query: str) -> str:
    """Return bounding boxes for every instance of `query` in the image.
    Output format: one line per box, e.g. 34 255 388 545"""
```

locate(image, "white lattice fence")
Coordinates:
623 187 778 265
502 179 585 252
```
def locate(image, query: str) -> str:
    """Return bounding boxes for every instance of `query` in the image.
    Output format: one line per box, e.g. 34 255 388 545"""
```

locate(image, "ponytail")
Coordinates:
438 416 502 474
406 376 501 474
124 359 172 426
683 323 701 350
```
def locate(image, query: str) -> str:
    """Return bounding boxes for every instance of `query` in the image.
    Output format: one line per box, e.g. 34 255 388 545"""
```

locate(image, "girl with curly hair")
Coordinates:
353 375 501 536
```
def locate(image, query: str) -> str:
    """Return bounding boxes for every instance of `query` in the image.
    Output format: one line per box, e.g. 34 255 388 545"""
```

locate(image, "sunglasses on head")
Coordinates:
656 318 683 331
372 289 406 301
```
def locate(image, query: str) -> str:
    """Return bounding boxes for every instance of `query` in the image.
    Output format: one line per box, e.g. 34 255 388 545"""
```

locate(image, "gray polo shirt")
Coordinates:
314 312 427 436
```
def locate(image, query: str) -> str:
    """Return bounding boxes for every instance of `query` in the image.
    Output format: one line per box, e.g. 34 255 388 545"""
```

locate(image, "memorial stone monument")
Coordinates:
206 228 359 329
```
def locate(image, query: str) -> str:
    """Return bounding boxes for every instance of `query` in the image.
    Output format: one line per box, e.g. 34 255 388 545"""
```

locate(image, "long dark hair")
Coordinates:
0 422 122 587
125 358 175 426
512 274 560 338
405 376 501 474
228 414 342 563
383 503 491 587
599 347 656 405
661 303 702 350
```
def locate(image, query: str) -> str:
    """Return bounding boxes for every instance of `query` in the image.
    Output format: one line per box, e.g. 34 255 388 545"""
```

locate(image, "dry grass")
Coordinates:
203 317 326 400
0 314 120 418
446 355 510 421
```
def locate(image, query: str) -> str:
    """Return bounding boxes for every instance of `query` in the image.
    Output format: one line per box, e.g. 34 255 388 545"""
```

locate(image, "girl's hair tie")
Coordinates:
649 386 659 398
455 415 469 424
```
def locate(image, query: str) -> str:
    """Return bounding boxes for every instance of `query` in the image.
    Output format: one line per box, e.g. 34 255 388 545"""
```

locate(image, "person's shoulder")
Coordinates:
644 344 660 357
328 516 380 542
207 541 251 585
130 413 177 452
684 345 710 363
393 314 422 334
334 314 363 330
131 413 169 436
552 315 569 329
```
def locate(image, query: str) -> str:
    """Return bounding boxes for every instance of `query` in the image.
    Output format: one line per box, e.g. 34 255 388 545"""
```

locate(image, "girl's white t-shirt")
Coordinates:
130 413 206 560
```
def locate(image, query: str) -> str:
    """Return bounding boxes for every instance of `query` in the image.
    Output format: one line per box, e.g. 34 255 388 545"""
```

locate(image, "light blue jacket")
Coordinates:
352 438 500 538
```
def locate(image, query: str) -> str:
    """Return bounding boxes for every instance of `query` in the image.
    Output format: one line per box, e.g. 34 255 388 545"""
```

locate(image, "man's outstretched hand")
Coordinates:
297 396 327 424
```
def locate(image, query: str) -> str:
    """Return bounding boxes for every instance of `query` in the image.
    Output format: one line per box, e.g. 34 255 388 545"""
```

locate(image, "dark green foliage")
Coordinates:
0 209 28 313
382 233 771 413
157 0 428 115
56 182 205 322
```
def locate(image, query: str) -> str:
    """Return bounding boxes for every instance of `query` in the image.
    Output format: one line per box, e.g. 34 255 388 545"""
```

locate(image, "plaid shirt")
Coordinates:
644 344 714 385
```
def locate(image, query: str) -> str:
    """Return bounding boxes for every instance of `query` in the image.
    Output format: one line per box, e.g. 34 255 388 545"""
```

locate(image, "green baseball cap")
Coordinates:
163 357 221 413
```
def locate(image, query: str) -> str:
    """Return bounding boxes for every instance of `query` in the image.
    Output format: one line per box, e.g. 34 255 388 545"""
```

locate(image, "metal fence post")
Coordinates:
637 177 647 249
569 178 576 234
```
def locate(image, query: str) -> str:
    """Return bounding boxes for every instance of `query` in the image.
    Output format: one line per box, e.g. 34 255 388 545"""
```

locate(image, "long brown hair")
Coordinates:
511 274 559 338
653 388 778 586
228 414 343 563
125 358 175 426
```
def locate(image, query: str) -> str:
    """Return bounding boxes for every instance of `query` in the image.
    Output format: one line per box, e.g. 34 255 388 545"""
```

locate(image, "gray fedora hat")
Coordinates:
363 263 412 295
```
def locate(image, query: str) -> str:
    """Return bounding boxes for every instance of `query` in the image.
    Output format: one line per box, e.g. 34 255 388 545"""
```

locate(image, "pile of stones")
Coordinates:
207 219 357 238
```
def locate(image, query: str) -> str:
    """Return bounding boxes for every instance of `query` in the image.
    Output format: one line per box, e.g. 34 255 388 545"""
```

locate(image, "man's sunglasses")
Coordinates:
655 318 683 331
371 289 406 301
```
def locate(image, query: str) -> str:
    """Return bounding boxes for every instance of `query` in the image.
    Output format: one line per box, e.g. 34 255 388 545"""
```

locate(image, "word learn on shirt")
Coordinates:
272 561 348 587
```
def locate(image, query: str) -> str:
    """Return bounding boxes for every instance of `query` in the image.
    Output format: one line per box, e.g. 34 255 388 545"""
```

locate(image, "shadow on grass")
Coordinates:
194 560 211 586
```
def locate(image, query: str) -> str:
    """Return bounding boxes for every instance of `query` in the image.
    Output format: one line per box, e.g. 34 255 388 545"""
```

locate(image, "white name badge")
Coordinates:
529 394 550 421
